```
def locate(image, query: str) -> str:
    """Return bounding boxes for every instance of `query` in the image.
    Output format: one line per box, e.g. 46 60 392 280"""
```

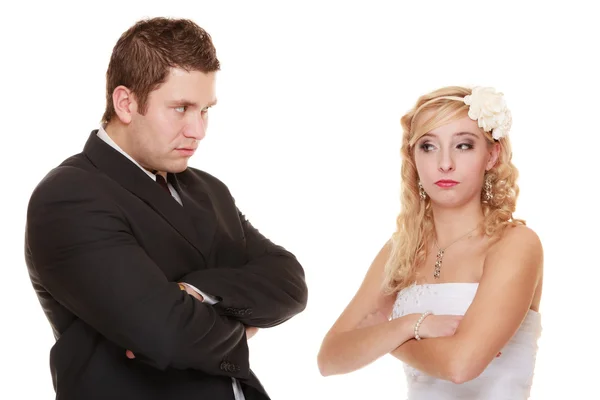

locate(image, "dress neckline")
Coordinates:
399 282 541 316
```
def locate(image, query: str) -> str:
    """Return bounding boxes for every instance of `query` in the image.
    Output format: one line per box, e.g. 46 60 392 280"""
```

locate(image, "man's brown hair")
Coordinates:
102 17 220 124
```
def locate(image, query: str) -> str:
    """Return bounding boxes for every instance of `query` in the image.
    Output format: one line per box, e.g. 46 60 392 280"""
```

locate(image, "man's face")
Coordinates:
127 68 217 173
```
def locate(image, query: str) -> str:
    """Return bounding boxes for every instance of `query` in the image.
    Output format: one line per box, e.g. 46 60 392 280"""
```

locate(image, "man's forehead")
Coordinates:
151 69 217 102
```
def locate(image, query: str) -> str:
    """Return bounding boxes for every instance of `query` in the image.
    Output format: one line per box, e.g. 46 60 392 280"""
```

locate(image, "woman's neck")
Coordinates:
430 199 484 247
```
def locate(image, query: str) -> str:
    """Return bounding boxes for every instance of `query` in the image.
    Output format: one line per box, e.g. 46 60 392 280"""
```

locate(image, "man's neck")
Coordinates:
100 124 163 179
103 122 128 153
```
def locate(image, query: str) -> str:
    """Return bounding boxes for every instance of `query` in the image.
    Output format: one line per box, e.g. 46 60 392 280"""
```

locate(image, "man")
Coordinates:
25 17 308 400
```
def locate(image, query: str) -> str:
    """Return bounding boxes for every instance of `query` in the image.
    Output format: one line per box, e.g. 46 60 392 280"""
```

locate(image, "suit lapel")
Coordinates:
83 131 215 263
170 172 217 259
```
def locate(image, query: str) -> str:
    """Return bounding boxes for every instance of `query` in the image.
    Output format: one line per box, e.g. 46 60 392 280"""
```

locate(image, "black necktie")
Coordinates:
156 174 171 195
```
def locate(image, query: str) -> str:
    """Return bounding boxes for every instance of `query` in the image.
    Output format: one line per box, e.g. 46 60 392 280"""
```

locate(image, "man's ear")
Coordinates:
112 86 137 124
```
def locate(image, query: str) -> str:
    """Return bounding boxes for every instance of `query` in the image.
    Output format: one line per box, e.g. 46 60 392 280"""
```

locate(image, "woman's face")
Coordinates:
414 114 499 208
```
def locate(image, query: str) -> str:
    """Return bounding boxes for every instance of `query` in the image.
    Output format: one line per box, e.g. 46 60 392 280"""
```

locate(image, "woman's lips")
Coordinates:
435 180 459 188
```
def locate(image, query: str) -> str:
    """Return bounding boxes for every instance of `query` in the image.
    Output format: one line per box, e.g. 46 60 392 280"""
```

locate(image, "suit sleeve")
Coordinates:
26 167 250 378
180 209 308 328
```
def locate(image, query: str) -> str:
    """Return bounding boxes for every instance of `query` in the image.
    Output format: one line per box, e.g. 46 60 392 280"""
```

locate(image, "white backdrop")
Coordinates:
1 1 598 398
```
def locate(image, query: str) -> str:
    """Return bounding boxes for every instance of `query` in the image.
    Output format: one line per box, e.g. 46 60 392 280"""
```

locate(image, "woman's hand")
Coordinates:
416 314 462 339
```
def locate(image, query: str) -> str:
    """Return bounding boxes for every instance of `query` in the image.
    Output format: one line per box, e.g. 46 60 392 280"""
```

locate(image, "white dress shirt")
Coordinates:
96 127 245 399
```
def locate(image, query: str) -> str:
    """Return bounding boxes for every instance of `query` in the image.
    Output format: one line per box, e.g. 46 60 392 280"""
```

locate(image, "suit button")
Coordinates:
220 361 230 371
220 361 240 373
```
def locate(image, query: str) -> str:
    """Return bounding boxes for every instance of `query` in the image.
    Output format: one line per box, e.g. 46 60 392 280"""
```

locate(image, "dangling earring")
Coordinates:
484 174 493 202
418 181 427 201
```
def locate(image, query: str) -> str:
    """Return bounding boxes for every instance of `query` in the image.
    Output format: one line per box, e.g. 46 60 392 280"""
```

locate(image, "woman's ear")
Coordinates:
486 142 501 171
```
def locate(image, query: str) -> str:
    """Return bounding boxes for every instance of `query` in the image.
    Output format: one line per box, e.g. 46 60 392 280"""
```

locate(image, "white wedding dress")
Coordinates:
392 283 542 399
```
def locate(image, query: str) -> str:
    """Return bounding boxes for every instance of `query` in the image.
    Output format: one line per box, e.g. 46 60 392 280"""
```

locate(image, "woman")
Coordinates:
317 86 543 399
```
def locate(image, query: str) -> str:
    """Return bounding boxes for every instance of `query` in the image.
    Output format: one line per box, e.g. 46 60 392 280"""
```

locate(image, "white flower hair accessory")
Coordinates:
463 87 512 140
410 86 512 141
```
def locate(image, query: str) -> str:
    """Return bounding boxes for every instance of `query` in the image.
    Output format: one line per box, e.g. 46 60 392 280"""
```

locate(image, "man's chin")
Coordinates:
166 162 189 174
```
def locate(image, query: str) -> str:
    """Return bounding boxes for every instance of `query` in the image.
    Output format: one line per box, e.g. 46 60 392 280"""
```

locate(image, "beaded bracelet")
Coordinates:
414 311 433 341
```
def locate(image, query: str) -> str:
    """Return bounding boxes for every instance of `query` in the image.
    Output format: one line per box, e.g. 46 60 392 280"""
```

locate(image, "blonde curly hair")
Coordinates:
382 86 525 294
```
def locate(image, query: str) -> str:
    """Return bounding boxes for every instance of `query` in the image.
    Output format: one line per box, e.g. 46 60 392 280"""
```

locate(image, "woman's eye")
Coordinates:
419 143 435 152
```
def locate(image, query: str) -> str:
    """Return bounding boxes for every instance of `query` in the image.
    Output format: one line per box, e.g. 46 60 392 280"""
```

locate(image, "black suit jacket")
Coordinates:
25 131 308 400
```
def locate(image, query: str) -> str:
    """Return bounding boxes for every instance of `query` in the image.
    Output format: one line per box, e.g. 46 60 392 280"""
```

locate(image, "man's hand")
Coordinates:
245 326 259 340
179 283 204 302
126 283 204 359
